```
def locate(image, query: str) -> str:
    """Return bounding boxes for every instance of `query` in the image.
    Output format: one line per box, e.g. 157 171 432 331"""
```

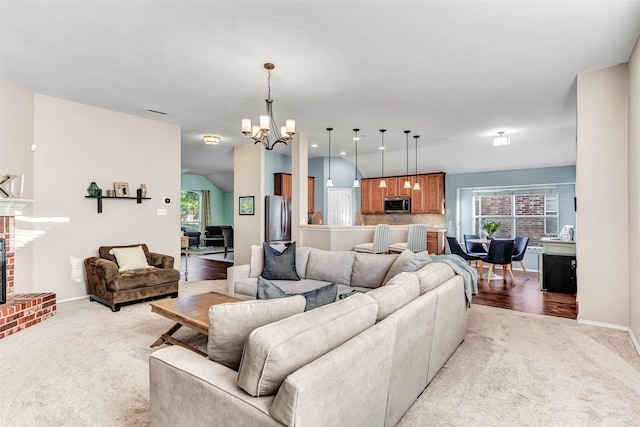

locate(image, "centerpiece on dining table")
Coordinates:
482 221 500 240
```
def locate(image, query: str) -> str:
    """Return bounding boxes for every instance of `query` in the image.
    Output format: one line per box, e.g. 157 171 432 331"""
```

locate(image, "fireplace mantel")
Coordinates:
0 198 32 216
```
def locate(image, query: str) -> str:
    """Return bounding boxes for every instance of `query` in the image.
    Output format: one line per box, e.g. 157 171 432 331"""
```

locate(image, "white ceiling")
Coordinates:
2 1 639 192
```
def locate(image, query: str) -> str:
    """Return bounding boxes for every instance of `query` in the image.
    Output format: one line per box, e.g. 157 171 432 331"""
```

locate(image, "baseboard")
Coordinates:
630 328 640 356
577 318 640 357
58 295 90 303
577 318 628 331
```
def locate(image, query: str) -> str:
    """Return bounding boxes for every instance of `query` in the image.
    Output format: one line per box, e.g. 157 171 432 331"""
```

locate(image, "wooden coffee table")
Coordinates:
150 291 240 356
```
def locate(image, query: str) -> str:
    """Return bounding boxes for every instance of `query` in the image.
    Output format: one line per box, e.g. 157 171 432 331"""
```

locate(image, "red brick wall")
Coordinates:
474 195 550 245
0 215 57 339
0 216 15 296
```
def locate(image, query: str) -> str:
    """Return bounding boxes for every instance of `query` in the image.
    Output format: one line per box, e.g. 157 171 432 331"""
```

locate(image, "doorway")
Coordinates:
327 188 352 225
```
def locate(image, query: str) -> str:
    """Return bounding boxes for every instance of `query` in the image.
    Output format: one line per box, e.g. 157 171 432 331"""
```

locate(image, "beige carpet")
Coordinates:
0 280 638 426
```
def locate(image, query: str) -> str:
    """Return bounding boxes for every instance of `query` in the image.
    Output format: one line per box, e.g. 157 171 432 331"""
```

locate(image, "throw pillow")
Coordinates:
262 242 300 281
382 249 432 285
108 246 151 272
207 296 306 370
350 253 398 288
257 277 338 311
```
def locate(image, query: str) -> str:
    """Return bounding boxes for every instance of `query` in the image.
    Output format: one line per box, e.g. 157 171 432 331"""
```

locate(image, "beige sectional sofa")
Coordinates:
149 247 475 426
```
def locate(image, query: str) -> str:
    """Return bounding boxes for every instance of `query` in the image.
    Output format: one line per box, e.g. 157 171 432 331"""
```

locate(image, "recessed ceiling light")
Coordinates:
311 143 318 148
340 151 346 155
379 146 385 150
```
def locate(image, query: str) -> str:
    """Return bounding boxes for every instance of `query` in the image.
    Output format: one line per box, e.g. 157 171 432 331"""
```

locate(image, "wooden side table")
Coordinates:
180 236 190 281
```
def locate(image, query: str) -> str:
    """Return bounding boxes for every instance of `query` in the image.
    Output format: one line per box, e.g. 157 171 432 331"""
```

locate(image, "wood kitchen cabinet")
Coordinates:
424 172 445 214
361 172 445 215
274 173 315 214
411 175 426 213
361 179 373 214
427 231 445 255
360 178 385 214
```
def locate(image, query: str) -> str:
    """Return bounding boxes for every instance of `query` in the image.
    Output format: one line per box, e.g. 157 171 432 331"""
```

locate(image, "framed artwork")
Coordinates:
239 196 254 215
114 182 130 197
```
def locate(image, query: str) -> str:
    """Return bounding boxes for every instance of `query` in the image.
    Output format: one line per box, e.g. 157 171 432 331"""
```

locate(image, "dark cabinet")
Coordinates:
541 254 577 294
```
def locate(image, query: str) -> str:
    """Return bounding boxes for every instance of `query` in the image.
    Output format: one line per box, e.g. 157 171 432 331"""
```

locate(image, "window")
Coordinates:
180 190 201 232
472 186 559 246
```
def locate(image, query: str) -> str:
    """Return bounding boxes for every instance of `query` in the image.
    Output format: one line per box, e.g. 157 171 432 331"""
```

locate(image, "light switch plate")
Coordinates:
157 208 167 216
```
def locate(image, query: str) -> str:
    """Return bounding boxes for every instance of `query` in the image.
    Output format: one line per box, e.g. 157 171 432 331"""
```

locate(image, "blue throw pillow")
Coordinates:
257 277 337 311
262 242 300 281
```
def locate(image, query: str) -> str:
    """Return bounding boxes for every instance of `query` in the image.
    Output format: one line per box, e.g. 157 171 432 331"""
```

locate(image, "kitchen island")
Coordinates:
298 224 446 254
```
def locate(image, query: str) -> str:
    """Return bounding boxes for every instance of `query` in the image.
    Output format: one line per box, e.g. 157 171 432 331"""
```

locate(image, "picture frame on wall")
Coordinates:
114 182 130 197
239 196 254 215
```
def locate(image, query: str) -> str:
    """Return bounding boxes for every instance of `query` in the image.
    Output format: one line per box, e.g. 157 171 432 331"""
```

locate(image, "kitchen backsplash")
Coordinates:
357 213 445 228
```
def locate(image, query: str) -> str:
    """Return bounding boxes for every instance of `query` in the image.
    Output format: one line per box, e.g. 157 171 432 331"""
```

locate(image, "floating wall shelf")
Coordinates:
85 189 150 213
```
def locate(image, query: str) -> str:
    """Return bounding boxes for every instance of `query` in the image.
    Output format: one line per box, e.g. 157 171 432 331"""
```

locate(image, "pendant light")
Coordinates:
413 135 421 191
403 130 412 189
352 128 360 188
379 129 387 188
326 128 334 187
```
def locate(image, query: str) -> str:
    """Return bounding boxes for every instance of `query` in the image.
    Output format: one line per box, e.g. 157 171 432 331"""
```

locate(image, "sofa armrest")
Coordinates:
84 257 120 298
227 264 250 297
150 346 281 427
149 252 175 269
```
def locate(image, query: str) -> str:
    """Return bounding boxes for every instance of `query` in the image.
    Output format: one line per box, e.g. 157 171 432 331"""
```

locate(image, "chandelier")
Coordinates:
241 63 296 150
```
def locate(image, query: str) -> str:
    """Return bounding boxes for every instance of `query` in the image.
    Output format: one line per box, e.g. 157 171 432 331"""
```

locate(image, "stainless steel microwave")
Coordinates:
384 197 411 213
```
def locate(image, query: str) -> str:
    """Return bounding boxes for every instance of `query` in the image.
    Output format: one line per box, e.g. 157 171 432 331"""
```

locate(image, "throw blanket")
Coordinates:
429 254 478 307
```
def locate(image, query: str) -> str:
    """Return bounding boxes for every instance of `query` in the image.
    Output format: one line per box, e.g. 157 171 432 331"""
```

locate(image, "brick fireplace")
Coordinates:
0 202 56 339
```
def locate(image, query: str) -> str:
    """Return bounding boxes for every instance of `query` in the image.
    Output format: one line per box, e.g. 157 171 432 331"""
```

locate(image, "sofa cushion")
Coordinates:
262 242 300 281
108 246 151 272
415 262 456 295
237 292 378 397
305 249 355 285
366 272 420 321
351 253 398 289
105 267 179 292
207 295 307 370
382 249 432 285
249 245 263 278
257 277 337 311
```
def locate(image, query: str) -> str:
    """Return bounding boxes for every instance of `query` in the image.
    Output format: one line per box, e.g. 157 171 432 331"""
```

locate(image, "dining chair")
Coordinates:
446 236 485 274
389 224 428 253
485 239 516 284
512 235 530 279
464 234 488 256
220 225 234 258
353 224 390 254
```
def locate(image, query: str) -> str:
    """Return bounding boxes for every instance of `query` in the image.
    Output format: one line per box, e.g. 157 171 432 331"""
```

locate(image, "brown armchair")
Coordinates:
84 244 179 312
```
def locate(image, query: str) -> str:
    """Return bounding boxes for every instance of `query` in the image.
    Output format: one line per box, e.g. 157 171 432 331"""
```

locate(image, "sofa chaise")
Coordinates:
149 245 476 426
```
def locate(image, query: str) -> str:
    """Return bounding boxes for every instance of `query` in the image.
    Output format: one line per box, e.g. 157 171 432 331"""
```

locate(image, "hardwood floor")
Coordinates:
472 266 578 319
180 254 231 282
181 255 578 320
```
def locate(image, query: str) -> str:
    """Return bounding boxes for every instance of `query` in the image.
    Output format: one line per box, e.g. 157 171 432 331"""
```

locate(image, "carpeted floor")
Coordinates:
1 280 638 426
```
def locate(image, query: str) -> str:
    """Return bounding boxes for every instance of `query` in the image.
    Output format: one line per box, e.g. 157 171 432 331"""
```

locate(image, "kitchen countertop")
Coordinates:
300 224 446 232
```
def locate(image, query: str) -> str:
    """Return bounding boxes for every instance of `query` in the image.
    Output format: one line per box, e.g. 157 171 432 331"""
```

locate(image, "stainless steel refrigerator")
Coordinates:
265 195 292 243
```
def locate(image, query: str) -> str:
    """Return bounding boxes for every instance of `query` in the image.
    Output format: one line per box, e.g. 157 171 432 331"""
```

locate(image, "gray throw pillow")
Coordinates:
382 249 433 285
257 277 337 311
262 242 300 281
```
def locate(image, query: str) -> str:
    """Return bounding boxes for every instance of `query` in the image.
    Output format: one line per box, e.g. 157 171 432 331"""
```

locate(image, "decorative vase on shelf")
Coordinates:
87 181 101 197
139 183 147 198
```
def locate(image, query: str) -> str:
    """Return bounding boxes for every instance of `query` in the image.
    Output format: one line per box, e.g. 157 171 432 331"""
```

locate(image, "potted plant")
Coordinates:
482 221 500 240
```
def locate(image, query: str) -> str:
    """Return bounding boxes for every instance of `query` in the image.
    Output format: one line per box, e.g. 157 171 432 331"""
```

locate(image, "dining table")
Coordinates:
465 238 514 280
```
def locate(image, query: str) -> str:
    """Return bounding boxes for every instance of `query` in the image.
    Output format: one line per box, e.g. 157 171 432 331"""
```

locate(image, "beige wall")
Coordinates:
577 64 629 327
1 78 181 301
0 78 35 290
628 38 640 348
233 143 265 265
